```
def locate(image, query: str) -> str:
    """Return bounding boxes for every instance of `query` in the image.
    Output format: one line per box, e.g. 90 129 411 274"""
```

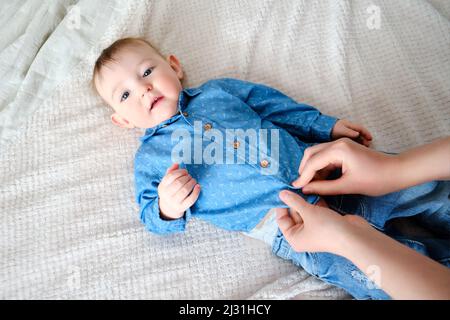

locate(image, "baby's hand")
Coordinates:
158 163 201 220
331 119 372 147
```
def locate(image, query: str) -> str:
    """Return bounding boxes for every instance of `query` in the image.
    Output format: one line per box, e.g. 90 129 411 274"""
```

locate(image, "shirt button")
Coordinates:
260 159 270 168
204 123 212 131
233 141 240 149
161 124 167 128
182 111 189 117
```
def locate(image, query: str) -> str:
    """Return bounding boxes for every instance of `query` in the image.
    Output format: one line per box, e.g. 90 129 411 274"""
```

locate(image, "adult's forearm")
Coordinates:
388 137 450 192
338 226 450 299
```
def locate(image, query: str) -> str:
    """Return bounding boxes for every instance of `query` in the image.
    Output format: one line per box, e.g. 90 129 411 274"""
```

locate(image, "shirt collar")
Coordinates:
139 86 202 142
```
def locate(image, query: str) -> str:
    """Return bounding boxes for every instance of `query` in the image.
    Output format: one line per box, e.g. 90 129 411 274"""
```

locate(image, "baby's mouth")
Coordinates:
149 96 164 111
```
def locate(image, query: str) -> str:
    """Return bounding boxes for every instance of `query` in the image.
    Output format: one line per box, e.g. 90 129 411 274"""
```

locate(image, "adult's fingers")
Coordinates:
302 178 349 195
287 208 301 225
275 208 296 234
279 190 314 220
275 207 290 221
275 206 305 250
298 142 331 176
294 147 343 188
312 165 336 181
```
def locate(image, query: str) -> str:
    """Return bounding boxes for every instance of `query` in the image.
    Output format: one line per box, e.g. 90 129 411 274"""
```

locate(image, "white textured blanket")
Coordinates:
1 0 449 299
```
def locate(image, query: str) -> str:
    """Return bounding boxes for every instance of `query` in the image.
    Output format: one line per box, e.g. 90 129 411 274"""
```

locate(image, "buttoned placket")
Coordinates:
184 114 275 172
142 87 279 173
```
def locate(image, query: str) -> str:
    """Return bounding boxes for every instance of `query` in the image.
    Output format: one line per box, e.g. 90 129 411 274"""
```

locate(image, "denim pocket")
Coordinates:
272 231 319 275
311 252 391 300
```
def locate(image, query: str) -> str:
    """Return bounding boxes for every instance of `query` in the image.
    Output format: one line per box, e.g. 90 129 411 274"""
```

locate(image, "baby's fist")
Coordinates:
158 163 201 220
331 119 372 147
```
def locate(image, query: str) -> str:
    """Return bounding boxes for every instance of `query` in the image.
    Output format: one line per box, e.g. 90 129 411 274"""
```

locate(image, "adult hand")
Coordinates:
277 189 450 300
276 190 370 255
292 138 396 196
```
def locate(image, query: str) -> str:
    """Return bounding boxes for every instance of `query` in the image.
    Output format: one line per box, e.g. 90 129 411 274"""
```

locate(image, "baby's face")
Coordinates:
94 42 184 129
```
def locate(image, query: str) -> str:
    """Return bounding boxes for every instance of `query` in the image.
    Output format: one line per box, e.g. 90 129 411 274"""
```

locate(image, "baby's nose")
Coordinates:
142 85 152 97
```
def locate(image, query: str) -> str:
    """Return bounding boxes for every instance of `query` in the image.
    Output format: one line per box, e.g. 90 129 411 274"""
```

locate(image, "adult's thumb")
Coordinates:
302 179 345 196
279 190 314 218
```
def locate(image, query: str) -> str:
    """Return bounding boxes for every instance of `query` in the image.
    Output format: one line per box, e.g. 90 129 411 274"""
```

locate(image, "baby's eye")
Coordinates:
120 91 129 102
143 68 153 77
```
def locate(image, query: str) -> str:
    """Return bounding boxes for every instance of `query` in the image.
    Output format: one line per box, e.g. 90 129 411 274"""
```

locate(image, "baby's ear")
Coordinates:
111 113 134 129
167 54 183 80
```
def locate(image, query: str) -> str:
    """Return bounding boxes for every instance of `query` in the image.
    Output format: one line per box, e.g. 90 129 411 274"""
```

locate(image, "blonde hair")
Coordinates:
91 37 162 95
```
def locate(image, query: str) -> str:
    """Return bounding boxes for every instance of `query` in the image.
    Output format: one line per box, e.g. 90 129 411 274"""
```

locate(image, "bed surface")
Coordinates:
1 0 449 299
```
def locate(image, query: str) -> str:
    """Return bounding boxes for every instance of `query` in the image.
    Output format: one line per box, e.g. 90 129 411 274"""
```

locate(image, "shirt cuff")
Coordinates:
141 196 191 235
310 114 339 142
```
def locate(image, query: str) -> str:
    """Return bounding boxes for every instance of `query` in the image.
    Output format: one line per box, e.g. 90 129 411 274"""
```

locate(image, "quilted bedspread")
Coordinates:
1 0 449 299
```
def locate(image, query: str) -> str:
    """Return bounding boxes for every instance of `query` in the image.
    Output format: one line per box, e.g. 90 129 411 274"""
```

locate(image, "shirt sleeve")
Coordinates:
210 78 338 142
134 155 191 235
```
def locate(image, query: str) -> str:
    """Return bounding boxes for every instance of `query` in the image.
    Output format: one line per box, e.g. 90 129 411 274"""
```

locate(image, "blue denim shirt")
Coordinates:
134 78 338 234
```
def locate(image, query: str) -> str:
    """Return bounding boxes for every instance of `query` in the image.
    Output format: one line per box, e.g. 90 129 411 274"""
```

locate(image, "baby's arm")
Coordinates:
208 78 371 144
135 160 199 235
158 163 201 220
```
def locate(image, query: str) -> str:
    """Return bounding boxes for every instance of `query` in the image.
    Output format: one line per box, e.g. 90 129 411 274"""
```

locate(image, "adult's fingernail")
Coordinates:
279 190 290 200
292 179 302 187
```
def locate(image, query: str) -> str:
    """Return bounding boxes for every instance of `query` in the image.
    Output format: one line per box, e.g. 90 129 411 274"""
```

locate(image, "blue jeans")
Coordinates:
271 180 450 299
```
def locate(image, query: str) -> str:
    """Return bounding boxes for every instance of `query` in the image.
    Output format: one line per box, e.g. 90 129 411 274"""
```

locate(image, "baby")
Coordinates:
92 38 449 299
